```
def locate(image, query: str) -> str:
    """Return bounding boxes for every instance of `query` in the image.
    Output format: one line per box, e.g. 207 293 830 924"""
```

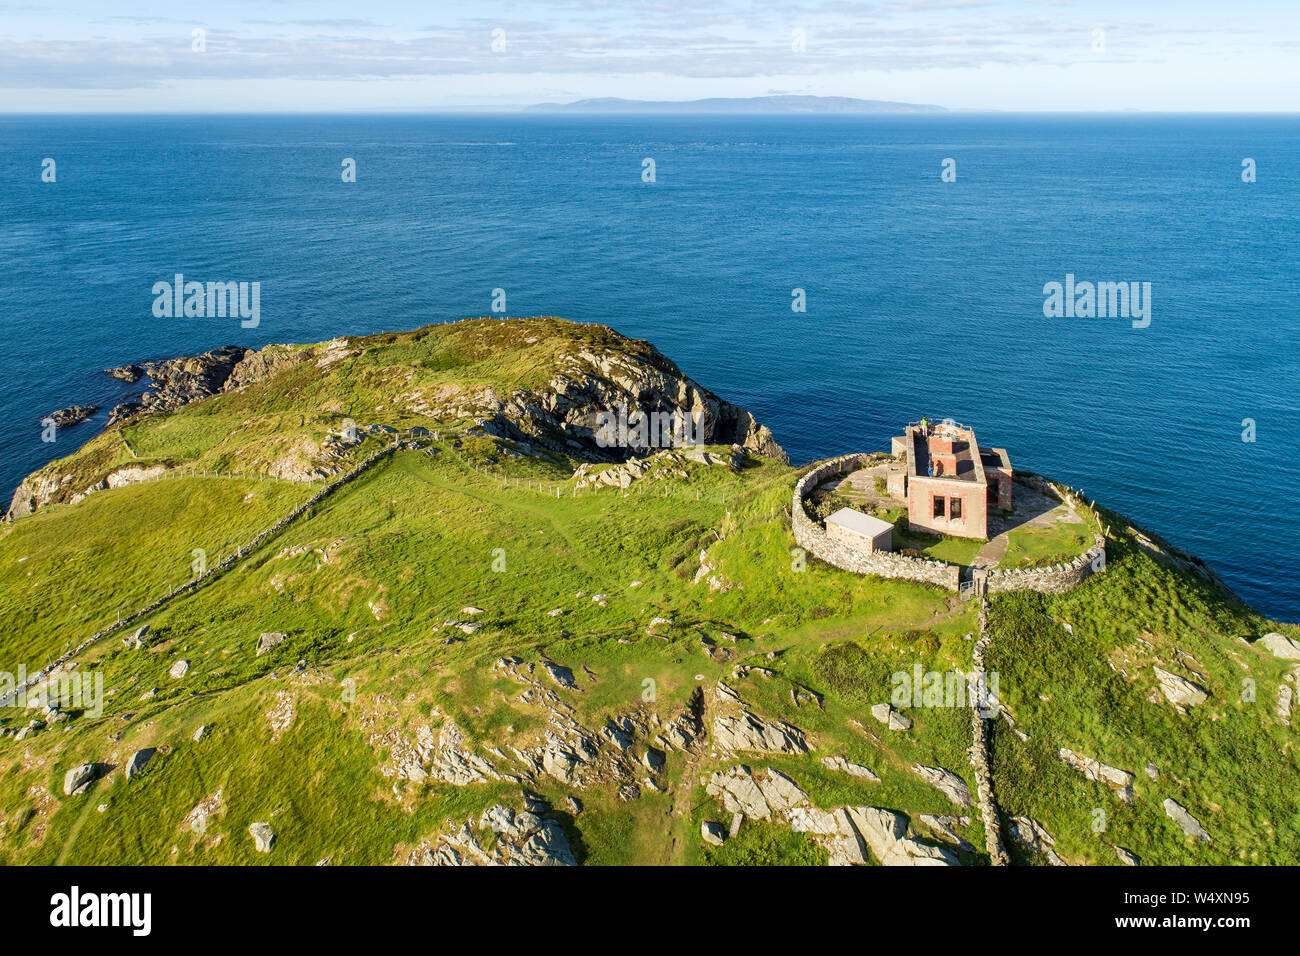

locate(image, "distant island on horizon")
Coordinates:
527 94 947 114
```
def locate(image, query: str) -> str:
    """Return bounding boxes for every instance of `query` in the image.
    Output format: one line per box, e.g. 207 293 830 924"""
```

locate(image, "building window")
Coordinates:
950 496 963 519
933 496 945 518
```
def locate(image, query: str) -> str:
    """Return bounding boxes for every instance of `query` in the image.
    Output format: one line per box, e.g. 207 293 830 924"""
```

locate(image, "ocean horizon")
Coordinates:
3 112 1296 619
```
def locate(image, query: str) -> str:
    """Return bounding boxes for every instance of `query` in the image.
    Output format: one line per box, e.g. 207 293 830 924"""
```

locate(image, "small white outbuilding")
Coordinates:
824 507 894 554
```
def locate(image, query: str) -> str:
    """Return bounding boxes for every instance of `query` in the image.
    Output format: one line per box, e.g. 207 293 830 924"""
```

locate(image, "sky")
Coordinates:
0 0 1297 112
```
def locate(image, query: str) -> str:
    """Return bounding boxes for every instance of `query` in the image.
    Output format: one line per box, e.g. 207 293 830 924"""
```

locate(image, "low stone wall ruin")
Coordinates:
984 474 1107 595
792 456 1106 597
792 454 962 591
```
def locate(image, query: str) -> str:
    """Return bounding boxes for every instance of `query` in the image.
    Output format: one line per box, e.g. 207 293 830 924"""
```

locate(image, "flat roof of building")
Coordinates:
907 422 986 484
825 507 894 538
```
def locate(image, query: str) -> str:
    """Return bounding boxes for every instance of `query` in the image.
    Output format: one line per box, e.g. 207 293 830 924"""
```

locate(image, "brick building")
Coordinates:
889 419 1012 540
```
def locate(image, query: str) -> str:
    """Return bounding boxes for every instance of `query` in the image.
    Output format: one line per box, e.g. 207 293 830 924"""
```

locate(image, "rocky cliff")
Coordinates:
7 318 787 518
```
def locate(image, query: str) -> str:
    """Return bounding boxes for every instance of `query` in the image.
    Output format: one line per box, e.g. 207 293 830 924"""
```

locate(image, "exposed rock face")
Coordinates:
63 763 107 796
713 712 810 754
918 814 975 852
136 345 252 417
911 765 973 808
122 625 152 650
249 821 275 853
1058 748 1135 803
701 821 726 846
9 319 786 518
105 364 144 383
1152 666 1209 708
542 662 575 688
256 632 287 656
712 683 810 755
870 702 912 731
125 748 156 779
169 659 190 679
414 804 577 866
491 344 788 464
182 788 224 834
8 472 80 519
1007 816 1067 866
708 764 958 867
1163 798 1212 844
844 807 959 866
822 755 880 782
707 765 784 820
1258 632 1300 661
422 720 502 786
1115 845 1140 866
41 405 99 427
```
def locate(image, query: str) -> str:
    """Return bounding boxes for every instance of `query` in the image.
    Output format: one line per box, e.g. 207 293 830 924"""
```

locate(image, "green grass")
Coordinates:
1001 517 1094 569
701 818 828 866
2 317 1294 867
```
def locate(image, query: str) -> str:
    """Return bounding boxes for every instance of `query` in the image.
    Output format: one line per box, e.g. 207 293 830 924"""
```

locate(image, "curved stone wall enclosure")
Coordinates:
791 455 1105 596
792 454 962 591
985 475 1107 595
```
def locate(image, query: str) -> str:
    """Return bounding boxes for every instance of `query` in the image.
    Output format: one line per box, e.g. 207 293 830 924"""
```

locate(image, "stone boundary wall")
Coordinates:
984 473 1107 595
4 444 397 705
970 598 1009 865
792 454 962 592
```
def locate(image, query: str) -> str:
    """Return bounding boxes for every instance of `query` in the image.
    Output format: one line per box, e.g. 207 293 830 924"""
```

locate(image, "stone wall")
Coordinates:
970 598 1009 865
5 444 397 705
984 473 1107 595
793 457 1106 598
792 455 962 591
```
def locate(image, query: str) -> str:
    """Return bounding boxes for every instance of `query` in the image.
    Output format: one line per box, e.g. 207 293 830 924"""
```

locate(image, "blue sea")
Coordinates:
1 114 1296 620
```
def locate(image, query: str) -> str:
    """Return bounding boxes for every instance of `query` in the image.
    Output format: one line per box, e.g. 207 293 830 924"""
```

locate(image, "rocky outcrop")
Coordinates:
105 364 144 383
495 344 787 464
121 625 152 650
1163 798 1211 844
822 755 880 782
41 405 99 427
573 446 748 491
182 788 225 834
712 682 810 754
1008 816 1066 865
249 821 275 853
845 807 959 866
424 720 502 786
256 632 287 656
1058 748 1135 803
707 764 958 866
918 814 975 852
10 320 785 518
1152 666 1209 709
125 748 156 779
911 765 973 808
1257 632 1300 661
63 763 107 796
870 702 912 731
413 803 577 866
133 345 252 417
